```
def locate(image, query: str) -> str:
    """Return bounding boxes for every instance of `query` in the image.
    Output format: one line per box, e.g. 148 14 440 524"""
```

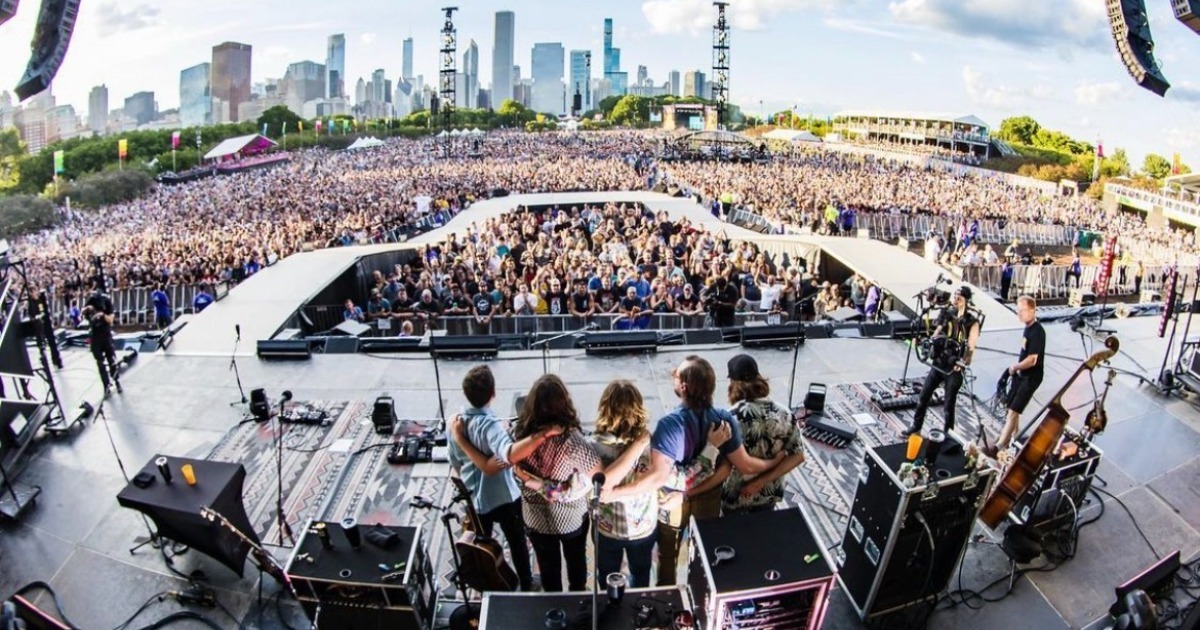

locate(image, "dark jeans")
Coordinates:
597 531 656 588
91 342 119 390
528 517 590 592
479 499 534 591
911 365 963 433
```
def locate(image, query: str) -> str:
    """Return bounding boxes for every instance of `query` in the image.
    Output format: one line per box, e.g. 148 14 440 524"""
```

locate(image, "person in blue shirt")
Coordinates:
448 365 562 592
605 355 783 585
192 286 214 313
151 284 172 329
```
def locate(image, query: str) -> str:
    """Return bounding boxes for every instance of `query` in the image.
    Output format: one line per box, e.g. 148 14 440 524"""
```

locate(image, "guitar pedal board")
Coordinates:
803 415 857 449
388 437 433 465
862 379 933 411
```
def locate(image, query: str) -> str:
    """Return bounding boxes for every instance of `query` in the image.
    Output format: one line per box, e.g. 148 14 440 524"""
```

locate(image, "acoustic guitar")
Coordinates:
199 506 288 584
1085 368 1116 437
979 336 1118 528
449 476 520 592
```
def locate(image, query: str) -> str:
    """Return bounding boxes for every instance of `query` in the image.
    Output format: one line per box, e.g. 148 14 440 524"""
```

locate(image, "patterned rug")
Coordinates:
782 381 1006 552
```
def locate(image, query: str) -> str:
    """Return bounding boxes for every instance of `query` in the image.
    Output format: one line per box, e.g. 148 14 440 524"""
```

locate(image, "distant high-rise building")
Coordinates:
179 63 211 127
124 91 156 126
492 11 515 106
683 70 706 98
212 42 252 122
531 43 565 116
14 107 47 154
394 79 414 117
326 34 346 99
355 77 368 105
637 65 648 87
602 18 626 97
668 71 681 97
461 39 479 110
88 84 108 134
45 104 79 144
282 61 325 115
569 50 591 114
402 37 414 81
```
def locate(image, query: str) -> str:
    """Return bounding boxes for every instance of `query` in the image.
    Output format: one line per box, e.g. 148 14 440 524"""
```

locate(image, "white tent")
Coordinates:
203 134 278 161
437 130 449 137
346 136 385 151
470 128 484 135
450 129 463 136
763 128 821 143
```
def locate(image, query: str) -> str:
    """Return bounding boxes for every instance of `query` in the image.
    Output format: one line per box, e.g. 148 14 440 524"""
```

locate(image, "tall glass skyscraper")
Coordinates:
569 50 591 114
492 11 515 106
402 37 414 81
602 18 627 97
462 39 479 109
179 63 211 127
88 84 108 134
211 42 252 122
531 42 565 116
326 34 346 99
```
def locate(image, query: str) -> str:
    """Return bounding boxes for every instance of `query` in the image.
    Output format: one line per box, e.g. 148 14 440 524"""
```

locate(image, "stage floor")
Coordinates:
2 316 1198 629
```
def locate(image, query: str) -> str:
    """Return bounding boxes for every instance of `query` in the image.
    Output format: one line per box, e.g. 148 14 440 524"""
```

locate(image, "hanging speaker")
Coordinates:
1106 0 1170 96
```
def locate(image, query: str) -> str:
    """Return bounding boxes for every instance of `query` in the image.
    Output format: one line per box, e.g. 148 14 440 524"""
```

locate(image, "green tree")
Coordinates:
0 128 23 192
996 116 1041 145
1102 148 1131 178
610 95 648 126
495 99 535 127
597 95 622 118
0 195 58 238
257 105 304 138
1142 153 1172 179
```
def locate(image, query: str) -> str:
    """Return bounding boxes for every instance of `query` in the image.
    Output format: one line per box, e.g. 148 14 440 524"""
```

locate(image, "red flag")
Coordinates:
171 131 180 149
1096 141 1104 159
1096 235 1117 298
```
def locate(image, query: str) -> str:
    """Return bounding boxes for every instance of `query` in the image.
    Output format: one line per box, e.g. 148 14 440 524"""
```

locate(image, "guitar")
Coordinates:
1084 368 1116 436
199 506 288 584
449 476 520 592
979 336 1119 529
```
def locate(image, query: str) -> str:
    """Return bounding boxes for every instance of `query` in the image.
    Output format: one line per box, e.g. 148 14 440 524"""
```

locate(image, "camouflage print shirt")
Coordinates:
723 398 804 512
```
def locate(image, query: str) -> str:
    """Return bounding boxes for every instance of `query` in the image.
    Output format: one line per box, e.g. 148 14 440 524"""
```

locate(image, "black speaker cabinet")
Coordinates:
859 320 893 338
688 507 835 630
324 336 361 354
256 339 312 360
583 330 658 355
479 586 690 630
286 521 432 630
429 334 499 358
359 337 424 353
838 431 996 621
740 323 805 348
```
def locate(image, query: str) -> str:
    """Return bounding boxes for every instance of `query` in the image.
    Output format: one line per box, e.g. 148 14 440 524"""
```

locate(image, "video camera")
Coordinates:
922 287 951 307
916 335 966 368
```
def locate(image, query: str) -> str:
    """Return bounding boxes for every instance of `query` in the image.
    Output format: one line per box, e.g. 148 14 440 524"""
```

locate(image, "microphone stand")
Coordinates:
271 395 295 547
590 484 602 630
532 324 595 375
786 320 805 410
901 289 932 383
229 325 247 407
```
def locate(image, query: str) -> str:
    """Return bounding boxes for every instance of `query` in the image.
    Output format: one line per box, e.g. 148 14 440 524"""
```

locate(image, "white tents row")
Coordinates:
435 128 486 137
346 136 386 151
763 128 822 143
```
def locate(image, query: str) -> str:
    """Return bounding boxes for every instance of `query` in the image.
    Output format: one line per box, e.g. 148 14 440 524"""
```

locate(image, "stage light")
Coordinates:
0 0 19 27
249 388 270 422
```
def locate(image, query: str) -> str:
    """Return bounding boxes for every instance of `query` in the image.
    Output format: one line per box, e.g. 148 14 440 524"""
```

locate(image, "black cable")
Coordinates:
1093 486 1161 559
111 591 173 630
13 581 84 629
130 611 225 630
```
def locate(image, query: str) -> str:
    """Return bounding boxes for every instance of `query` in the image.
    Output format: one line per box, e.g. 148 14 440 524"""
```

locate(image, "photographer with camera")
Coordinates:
83 288 122 394
702 276 739 328
904 285 980 437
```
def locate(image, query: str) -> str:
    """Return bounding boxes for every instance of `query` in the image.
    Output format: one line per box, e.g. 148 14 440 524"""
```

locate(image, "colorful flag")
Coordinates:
261 123 268 136
282 122 287 135
171 131 180 149
1096 235 1118 299
118 139 128 159
1096 140 1104 159
1173 152 1182 175
315 120 321 132
53 150 64 174
299 120 304 133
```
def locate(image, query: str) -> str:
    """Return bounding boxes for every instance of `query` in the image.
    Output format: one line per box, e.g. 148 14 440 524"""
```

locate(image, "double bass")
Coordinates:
979 336 1118 528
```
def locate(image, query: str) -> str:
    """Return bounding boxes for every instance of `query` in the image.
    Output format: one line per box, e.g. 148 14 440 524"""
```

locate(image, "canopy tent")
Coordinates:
763 128 821 143
470 128 484 135
203 134 277 162
346 136 385 151
676 129 756 150
450 129 463 136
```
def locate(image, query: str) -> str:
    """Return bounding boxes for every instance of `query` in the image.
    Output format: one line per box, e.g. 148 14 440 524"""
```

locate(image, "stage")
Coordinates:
2 310 1198 628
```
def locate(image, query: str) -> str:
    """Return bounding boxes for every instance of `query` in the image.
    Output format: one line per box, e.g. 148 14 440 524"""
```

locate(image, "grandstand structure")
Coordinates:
831 110 993 160
1105 177 1200 230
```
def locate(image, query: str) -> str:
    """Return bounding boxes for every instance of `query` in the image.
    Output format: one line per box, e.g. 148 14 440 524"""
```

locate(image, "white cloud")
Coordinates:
95 3 160 37
642 0 835 35
1166 127 1200 152
911 51 925 64
1074 81 1125 106
962 65 1051 109
360 32 377 46
1172 83 1200 104
889 0 1107 52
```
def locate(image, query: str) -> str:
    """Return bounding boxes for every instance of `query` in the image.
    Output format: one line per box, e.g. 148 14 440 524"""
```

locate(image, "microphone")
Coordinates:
592 472 606 502
280 390 293 403
235 324 241 340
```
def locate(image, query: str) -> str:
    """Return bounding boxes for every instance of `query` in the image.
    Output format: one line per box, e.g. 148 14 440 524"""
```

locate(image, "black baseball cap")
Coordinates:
956 286 973 302
727 354 760 381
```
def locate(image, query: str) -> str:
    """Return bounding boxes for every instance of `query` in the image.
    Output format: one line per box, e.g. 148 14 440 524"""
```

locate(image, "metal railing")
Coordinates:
852 214 1077 246
960 263 1191 301
1106 183 1200 226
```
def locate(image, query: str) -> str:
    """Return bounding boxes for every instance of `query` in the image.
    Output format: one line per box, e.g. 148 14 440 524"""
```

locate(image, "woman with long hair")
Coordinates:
511 374 602 592
591 381 656 587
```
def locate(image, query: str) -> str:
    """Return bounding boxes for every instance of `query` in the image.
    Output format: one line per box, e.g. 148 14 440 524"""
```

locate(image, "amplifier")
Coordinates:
687 507 835 629
479 586 690 629
286 520 432 630
838 431 996 621
1008 426 1101 529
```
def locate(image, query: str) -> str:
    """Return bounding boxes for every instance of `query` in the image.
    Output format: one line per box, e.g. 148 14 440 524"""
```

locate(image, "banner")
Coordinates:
1159 265 1178 339
261 123 268 136
298 120 304 133
1173 152 1182 176
281 122 287 135
171 131 180 149
53 150 64 174
118 139 128 159
1095 235 1118 298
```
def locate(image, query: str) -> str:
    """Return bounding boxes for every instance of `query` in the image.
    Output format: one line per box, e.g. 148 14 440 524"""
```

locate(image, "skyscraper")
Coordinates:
282 61 325 115
683 70 706 98
124 91 156 126
87 84 108 134
602 18 627 96
212 42 252 122
668 70 681 97
492 11 515 106
531 43 565 116
461 39 479 110
179 63 211 127
326 34 346 99
637 65 648 87
569 50 591 114
402 37 414 81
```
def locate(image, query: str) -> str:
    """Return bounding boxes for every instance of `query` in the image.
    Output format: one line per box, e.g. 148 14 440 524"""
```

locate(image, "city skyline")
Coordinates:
0 1 1199 163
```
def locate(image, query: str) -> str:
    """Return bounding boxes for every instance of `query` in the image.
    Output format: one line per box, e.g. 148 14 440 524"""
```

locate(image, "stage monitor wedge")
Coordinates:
741 323 805 348
583 330 658 355
257 339 312 361
1106 0 1170 96
429 334 499 358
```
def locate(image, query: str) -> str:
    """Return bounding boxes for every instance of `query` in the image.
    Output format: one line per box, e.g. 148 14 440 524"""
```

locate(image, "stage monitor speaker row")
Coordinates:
359 337 424 353
859 321 893 338
741 323 804 348
429 335 499 358
804 322 833 340
256 339 312 361
584 331 658 355
323 337 360 354
684 328 724 345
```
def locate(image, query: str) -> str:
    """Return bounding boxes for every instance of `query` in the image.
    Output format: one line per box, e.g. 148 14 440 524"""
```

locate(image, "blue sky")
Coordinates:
2 0 1200 166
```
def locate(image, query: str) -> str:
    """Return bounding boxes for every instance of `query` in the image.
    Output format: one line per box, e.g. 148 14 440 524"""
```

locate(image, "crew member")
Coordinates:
904 286 980 436
987 296 1044 456
84 289 121 394
705 276 738 328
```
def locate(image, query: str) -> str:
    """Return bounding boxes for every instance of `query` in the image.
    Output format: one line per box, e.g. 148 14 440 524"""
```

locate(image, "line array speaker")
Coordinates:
1106 0 1170 95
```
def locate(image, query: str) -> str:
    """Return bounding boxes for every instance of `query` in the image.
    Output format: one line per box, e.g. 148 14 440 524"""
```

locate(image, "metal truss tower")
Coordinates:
712 2 730 129
439 6 458 154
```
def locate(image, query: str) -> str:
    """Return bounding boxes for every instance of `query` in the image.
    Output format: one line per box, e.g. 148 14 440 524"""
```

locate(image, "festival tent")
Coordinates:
437 130 449 137
203 134 277 162
763 128 821 143
470 128 484 135
450 129 463 136
346 136 385 151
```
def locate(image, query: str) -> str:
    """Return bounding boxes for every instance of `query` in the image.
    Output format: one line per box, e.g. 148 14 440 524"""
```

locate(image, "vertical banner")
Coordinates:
118 138 128 159
261 123 268 136
298 120 304 134
1159 265 1179 339
53 150 64 175
171 131 181 149
1095 235 1118 298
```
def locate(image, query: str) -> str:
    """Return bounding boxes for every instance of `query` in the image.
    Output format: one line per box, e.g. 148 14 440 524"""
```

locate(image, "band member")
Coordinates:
987 295 1045 456
604 356 782 585
448 366 558 592
83 289 121 394
905 286 981 436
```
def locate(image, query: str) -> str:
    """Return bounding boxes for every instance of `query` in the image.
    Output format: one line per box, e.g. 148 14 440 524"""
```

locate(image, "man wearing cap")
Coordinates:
691 355 806 515
986 295 1044 457
904 285 981 437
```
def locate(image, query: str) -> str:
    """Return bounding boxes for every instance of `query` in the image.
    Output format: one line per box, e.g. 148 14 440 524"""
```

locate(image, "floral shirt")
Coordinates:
592 433 657 541
722 398 803 512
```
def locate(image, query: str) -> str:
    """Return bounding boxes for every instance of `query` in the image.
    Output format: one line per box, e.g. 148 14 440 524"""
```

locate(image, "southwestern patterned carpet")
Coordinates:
203 382 1004 586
